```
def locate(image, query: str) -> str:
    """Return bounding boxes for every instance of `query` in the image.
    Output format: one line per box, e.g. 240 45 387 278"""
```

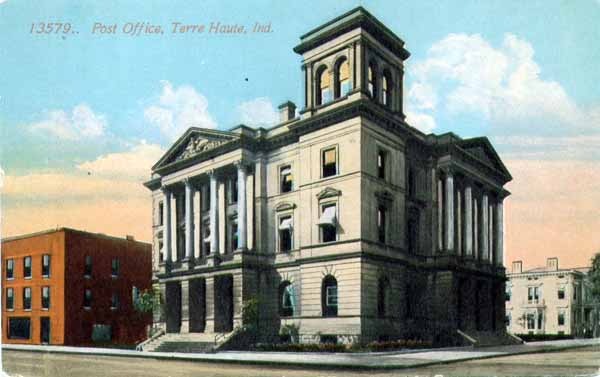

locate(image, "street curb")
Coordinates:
2 341 599 371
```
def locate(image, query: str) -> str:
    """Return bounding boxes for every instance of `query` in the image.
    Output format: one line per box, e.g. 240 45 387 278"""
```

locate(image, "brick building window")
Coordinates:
84 256 92 277
24 256 32 279
42 286 50 309
42 254 51 277
6 259 14 280
84 289 92 309
6 288 14 310
111 293 119 310
111 258 120 277
23 287 31 310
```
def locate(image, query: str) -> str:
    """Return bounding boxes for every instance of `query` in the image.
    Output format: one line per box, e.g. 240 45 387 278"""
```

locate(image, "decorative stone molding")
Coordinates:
275 202 296 212
316 187 342 200
177 136 230 161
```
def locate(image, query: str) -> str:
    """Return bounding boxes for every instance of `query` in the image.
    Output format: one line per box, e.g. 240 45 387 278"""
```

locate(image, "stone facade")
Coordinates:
144 7 512 345
506 258 599 337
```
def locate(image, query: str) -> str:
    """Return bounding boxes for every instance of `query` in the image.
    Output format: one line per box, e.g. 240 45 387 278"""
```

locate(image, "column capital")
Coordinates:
234 160 251 171
160 185 170 194
439 166 455 176
206 169 216 178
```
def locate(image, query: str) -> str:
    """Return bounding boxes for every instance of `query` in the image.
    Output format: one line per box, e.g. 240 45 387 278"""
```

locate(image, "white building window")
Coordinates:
280 165 293 193
278 215 293 252
318 203 337 243
322 147 338 178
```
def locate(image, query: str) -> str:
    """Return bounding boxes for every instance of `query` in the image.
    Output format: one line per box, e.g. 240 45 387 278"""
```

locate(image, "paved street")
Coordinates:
3 346 600 377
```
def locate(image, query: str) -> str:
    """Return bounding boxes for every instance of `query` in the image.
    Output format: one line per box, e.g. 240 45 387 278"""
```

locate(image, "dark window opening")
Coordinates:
84 255 92 277
84 289 92 309
280 166 293 193
24 256 32 278
42 254 51 277
322 148 337 178
279 216 293 252
111 258 120 277
321 275 338 317
42 286 50 309
377 150 386 179
158 201 164 225
6 288 14 310
279 281 294 317
23 287 31 310
8 318 31 340
377 206 387 243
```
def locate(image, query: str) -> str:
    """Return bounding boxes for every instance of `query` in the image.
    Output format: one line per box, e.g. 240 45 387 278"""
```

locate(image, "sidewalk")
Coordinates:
3 338 600 370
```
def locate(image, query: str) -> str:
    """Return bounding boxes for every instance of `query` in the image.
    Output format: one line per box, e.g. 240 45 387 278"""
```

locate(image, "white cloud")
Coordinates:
407 33 599 136
28 104 106 140
405 111 436 134
144 81 216 141
237 97 279 128
76 141 164 180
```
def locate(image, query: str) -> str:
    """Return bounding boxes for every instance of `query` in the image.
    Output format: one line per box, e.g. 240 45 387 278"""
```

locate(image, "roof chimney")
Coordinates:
278 101 296 123
512 261 522 274
126 235 135 241
547 257 558 271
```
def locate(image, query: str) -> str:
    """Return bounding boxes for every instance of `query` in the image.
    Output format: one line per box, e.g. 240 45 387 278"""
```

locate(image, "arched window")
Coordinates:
279 281 295 317
316 66 332 106
321 275 338 317
368 63 377 100
382 70 392 108
334 58 350 98
377 277 390 318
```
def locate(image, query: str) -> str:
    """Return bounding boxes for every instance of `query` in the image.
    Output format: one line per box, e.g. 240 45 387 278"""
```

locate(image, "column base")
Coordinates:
206 254 221 267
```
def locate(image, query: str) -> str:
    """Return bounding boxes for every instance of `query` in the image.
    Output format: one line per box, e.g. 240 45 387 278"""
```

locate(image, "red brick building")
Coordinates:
2 228 152 346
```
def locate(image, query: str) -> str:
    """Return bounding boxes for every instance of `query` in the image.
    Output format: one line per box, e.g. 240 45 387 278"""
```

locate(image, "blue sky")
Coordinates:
1 0 599 267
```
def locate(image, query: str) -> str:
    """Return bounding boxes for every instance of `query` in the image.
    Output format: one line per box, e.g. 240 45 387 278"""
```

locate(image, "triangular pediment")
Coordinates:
152 128 239 171
458 137 512 181
316 187 342 200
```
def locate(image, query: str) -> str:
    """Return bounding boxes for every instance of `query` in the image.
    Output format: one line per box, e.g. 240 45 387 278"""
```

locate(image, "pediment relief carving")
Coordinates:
316 187 342 200
176 135 233 161
275 202 296 212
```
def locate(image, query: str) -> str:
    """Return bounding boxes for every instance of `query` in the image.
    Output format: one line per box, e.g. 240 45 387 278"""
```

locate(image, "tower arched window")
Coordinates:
368 63 377 100
334 58 350 98
382 70 392 108
316 66 332 106
321 275 338 317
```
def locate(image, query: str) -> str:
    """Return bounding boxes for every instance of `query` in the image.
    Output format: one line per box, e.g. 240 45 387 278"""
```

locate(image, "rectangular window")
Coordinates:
505 313 511 327
558 286 565 299
24 256 32 279
6 288 14 310
84 256 92 277
278 216 293 252
528 287 540 303
526 313 535 329
158 201 164 226
537 312 543 329
280 165 293 193
158 240 164 262
574 286 578 300
505 286 512 302
377 150 386 179
42 286 50 309
111 293 119 310
111 258 120 277
23 287 32 310
84 289 92 309
202 219 211 256
558 311 565 326
6 259 14 279
377 206 387 243
42 254 51 277
318 204 337 243
8 318 31 340
322 147 337 178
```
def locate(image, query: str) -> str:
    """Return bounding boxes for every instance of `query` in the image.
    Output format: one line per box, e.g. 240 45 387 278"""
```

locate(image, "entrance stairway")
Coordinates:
138 332 234 353
458 330 523 347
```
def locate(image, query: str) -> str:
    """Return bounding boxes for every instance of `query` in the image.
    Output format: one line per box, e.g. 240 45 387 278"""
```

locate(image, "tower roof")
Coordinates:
293 6 410 60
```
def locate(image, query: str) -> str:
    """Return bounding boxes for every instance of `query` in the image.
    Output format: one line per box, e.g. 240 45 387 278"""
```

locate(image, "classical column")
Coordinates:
161 187 172 264
473 198 479 259
495 200 504 266
464 186 473 257
489 202 494 264
236 161 248 251
456 189 462 255
481 194 489 262
437 178 443 251
184 179 194 261
209 170 219 256
445 171 455 252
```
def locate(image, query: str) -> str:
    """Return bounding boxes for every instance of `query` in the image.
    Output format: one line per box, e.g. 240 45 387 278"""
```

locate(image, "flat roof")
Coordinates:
1 227 150 246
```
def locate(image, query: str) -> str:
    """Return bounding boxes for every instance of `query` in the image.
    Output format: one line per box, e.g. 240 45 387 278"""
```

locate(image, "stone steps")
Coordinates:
462 331 523 347
143 332 232 353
